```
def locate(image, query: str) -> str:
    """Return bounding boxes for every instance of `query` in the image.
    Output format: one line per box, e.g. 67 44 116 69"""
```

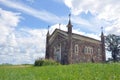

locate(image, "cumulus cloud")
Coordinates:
0 28 47 64
64 0 120 18
64 0 120 34
0 8 21 44
0 8 47 64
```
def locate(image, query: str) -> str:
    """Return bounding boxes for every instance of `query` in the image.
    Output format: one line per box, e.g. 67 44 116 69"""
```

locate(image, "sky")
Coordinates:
0 0 120 64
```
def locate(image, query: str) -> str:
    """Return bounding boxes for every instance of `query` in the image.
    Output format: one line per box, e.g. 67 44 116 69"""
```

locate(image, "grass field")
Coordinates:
0 63 120 80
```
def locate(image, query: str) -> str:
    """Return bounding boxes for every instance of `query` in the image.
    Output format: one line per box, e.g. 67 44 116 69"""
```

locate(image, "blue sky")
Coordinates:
0 0 120 64
0 0 69 28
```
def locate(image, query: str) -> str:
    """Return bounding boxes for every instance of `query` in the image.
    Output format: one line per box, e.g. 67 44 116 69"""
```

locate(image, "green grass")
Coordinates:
0 63 120 80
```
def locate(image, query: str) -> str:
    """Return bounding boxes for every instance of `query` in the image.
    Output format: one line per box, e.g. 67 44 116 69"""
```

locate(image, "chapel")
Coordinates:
45 15 105 64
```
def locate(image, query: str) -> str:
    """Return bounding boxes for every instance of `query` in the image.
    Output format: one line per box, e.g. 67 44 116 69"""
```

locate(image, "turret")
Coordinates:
67 14 73 64
101 27 106 62
67 14 72 34
45 26 50 59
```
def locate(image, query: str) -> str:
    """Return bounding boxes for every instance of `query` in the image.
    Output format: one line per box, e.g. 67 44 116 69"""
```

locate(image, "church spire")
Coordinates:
67 13 72 34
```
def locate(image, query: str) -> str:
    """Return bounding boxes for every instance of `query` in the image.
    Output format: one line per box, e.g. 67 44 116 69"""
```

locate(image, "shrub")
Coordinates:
34 59 60 66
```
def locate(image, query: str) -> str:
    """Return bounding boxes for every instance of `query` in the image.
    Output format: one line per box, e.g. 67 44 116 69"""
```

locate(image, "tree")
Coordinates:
105 34 120 62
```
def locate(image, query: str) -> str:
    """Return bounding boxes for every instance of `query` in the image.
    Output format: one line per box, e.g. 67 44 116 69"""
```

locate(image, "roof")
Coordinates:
49 29 101 44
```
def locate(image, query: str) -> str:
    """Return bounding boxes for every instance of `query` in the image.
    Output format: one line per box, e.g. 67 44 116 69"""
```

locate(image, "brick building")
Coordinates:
45 15 105 64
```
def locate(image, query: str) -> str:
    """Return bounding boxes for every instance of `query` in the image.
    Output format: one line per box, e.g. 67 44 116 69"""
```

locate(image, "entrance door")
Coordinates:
54 44 61 62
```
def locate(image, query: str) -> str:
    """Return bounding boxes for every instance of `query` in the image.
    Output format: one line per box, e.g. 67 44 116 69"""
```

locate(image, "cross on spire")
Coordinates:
48 25 50 31
101 26 104 36
68 13 72 25
69 13 71 19
101 26 103 32
59 23 61 29
69 13 71 20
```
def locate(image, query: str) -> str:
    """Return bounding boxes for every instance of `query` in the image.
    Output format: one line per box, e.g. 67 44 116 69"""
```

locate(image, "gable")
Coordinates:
49 29 67 45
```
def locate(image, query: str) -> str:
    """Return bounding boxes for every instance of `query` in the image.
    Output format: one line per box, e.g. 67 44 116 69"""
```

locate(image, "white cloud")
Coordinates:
63 0 120 35
64 0 120 17
0 28 47 64
72 15 92 26
0 8 21 44
0 8 20 27
49 24 67 34
105 19 120 35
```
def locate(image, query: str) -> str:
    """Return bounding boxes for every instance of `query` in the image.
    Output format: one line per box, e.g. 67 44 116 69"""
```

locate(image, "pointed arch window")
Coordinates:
75 44 79 54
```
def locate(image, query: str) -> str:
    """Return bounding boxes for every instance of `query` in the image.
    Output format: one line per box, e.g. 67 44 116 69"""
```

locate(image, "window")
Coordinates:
75 44 79 54
88 48 90 53
84 46 93 54
97 48 101 57
90 48 93 54
54 44 61 62
84 47 87 53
